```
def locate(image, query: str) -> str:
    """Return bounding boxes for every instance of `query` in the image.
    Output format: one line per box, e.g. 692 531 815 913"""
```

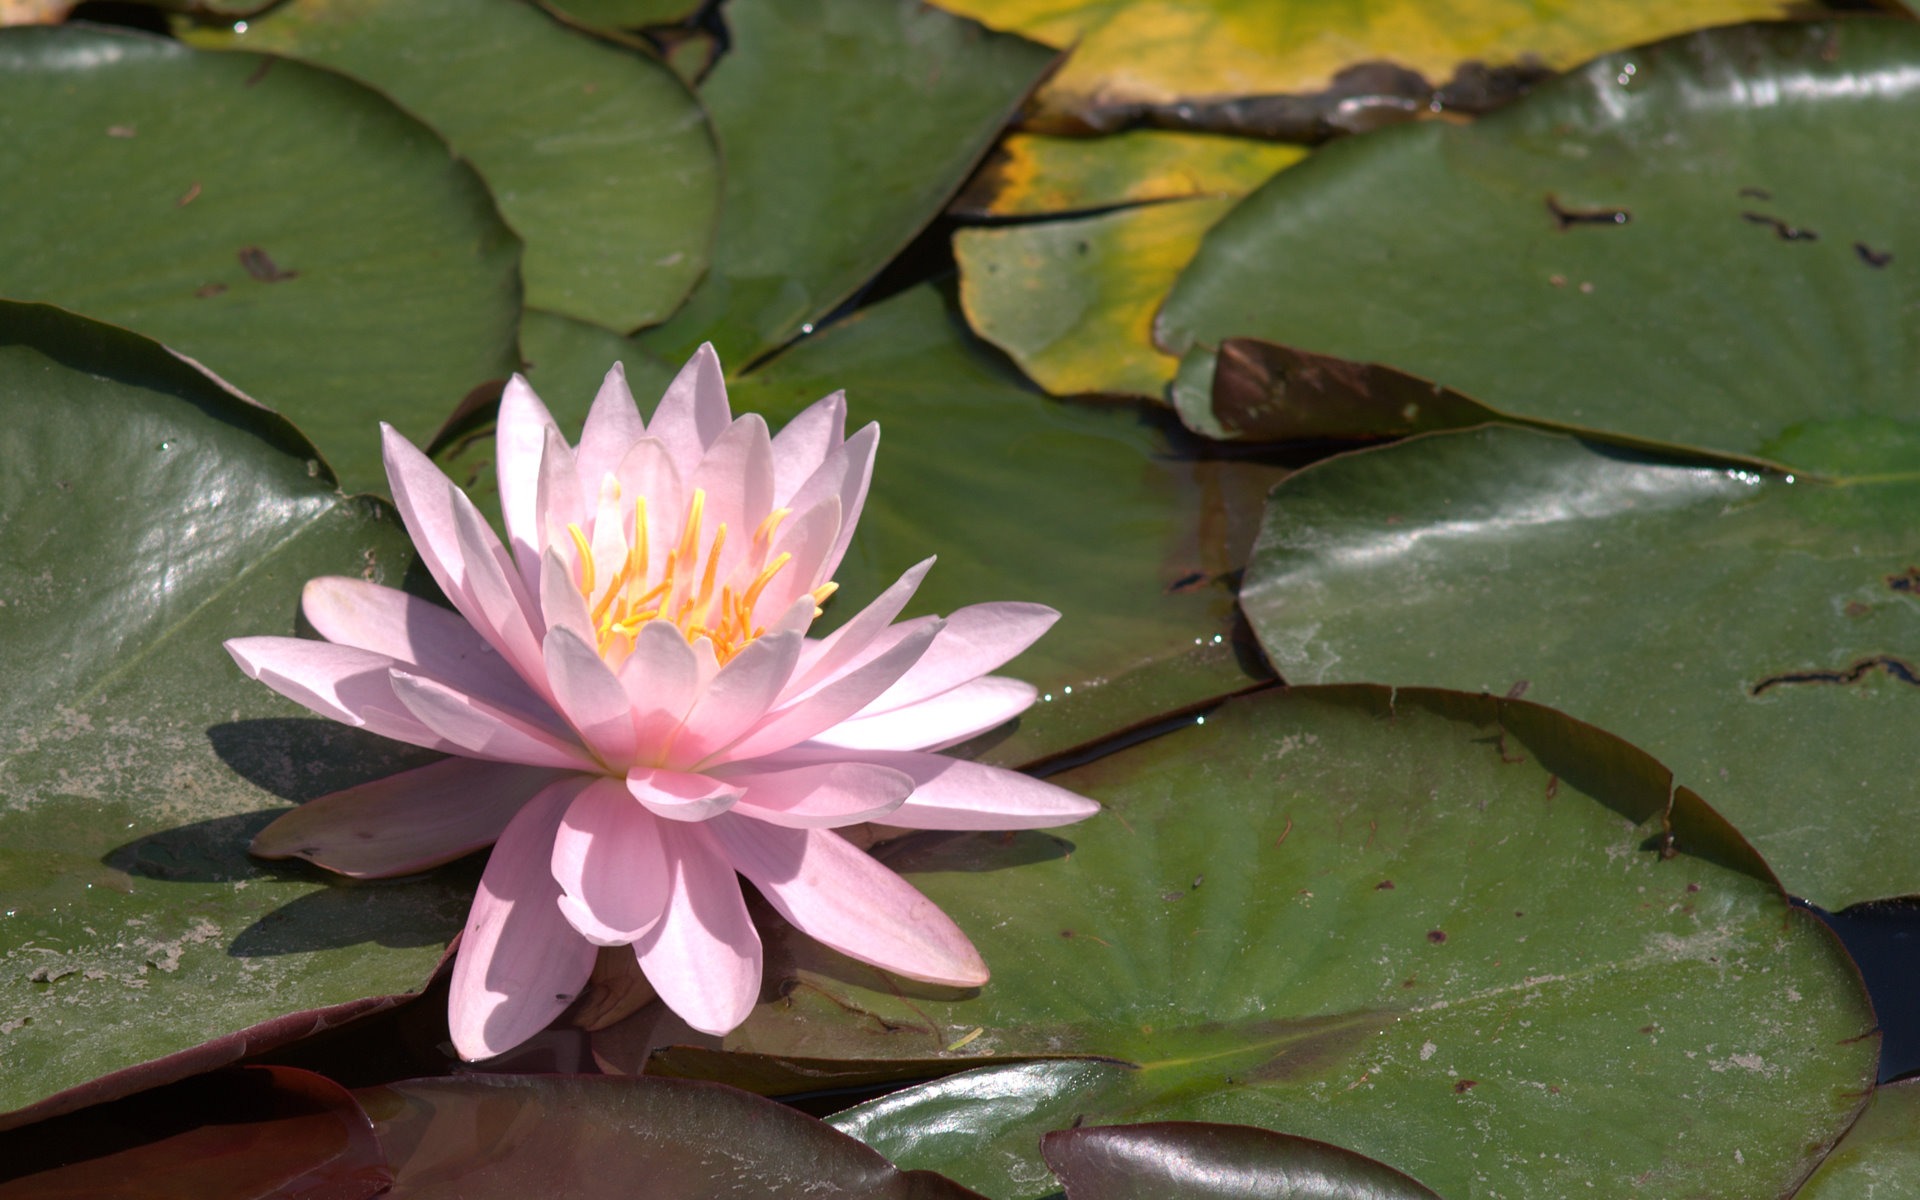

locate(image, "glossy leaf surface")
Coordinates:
928 0 1791 135
198 0 718 333
1159 19 1920 475
0 24 520 494
0 302 467 1122
1241 425 1920 910
782 686 1869 1198
1041 1122 1443 1200
357 1074 984 1198
641 0 1053 365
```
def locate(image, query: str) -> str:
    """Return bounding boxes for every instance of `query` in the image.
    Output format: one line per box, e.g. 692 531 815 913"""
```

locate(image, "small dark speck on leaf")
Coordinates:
1070 1114 1087 1130
1191 874 1204 889
1742 211 1817 241
1546 194 1629 230
194 283 228 299
1074 241 1090 255
1686 882 1701 894
1453 1079 1477 1093
240 246 298 283
1514 911 1525 918
1885 568 1920 593
1638 1024 1657 1035
244 58 276 87
1375 879 1395 890
1738 185 1772 200
1845 600 1871 618
1505 679 1530 699
1060 929 1074 939
1545 774 1559 799
1166 570 1207 593
1426 929 1448 944
1400 976 1417 989
1856 243 1894 268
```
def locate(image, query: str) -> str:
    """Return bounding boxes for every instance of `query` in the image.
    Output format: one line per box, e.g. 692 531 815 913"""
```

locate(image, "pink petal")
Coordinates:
627 766 743 822
671 631 803 765
748 494 841 621
634 821 762 1036
787 557 934 698
712 760 914 828
552 776 670 945
249 757 569 877
834 751 1098 830
859 602 1058 715
647 343 731 477
390 670 600 770
534 425 587 557
612 437 684 562
782 423 876 584
539 545 596 649
225 637 454 753
709 818 987 987
542 625 637 765
718 620 942 763
618 620 702 753
809 676 1038 752
770 390 846 503
452 496 547 687
449 778 598 1060
300 576 553 728
688 412 774 562
575 362 646 495
496 374 563 595
381 425 478 621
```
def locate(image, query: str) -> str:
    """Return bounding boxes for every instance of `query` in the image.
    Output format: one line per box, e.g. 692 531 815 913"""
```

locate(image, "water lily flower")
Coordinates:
226 347 1098 1060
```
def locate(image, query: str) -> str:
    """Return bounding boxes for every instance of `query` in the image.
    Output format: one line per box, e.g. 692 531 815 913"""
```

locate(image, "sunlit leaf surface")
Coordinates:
1797 1079 1920 1200
0 302 466 1123
719 687 1866 1198
196 0 719 333
0 24 520 495
1241 425 1920 910
952 130 1305 217
1160 19 1920 475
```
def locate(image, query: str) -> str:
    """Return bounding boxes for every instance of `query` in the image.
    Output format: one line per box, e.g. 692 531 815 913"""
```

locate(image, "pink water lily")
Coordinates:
226 346 1097 1060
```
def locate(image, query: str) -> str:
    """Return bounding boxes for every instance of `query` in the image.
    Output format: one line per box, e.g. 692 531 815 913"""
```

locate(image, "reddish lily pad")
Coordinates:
1041 1122 1444 1199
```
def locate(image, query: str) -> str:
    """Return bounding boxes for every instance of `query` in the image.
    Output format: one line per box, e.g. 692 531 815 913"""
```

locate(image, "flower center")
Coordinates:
566 487 836 664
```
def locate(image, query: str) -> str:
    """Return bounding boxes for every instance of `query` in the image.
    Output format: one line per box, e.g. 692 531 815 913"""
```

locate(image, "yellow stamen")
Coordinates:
567 524 595 597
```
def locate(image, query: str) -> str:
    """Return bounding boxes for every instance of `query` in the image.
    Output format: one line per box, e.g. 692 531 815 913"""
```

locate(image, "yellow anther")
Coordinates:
567 524 596 596
753 506 791 546
633 495 649 579
677 488 707 566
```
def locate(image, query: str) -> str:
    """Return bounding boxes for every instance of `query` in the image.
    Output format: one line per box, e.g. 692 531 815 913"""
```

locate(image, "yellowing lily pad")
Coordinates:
932 0 1795 135
952 130 1304 217
957 196 1237 397
195 0 719 334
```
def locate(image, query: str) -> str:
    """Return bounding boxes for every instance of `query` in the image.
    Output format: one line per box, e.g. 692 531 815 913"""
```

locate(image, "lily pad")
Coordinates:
640 0 1054 366
1039 1121 1444 1199
789 685 1873 1198
445 285 1282 767
197 0 719 333
356 1074 985 1198
957 196 1237 398
927 0 1791 136
1797 1080 1920 1200
1158 18 1920 476
0 23 520 496
0 301 468 1124
1239 424 1920 910
951 130 1305 217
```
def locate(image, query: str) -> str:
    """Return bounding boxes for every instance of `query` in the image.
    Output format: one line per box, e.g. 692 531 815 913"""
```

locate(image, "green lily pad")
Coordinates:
1038 1121 1444 1199
1240 424 1920 910
957 196 1237 399
639 0 1054 366
0 301 468 1124
780 685 1873 1198
1158 18 1920 476
357 1074 985 1197
195 0 718 333
541 0 703 29
1797 1080 1920 1200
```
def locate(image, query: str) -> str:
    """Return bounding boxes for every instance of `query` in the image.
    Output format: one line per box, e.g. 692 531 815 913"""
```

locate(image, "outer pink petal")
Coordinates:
225 637 455 753
575 362 646 494
496 374 563 595
711 761 914 829
646 343 731 477
627 767 743 822
451 499 548 688
671 631 803 764
634 821 762 1036
859 602 1058 716
250 758 570 877
300 576 553 728
618 620 703 753
834 751 1098 830
782 423 876 585
534 425 588 558
770 390 846 503
449 778 598 1060
390 670 600 771
787 557 933 699
381 425 479 623
552 777 670 945
689 412 775 561
709 818 987 987
717 620 941 764
810 676 1037 752
542 624 637 765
